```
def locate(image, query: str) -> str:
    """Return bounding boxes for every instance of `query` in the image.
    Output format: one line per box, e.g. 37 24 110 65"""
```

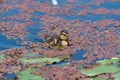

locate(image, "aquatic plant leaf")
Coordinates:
58 55 70 59
0 54 6 58
90 78 106 80
0 54 6 62
78 64 84 69
97 58 120 65
17 68 43 80
25 53 41 58
113 73 120 80
81 65 120 76
19 57 62 65
0 59 3 62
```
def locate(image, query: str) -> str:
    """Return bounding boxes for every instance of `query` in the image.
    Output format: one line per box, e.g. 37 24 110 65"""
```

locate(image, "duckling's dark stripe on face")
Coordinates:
61 32 68 37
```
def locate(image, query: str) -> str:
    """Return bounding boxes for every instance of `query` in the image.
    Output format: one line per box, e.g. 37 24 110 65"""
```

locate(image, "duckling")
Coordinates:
44 32 60 47
59 30 70 46
44 30 70 48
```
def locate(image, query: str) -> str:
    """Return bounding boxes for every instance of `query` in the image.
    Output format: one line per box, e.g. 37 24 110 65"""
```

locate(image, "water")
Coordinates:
0 0 120 79
3 72 16 80
0 34 20 50
0 0 119 50
70 50 87 60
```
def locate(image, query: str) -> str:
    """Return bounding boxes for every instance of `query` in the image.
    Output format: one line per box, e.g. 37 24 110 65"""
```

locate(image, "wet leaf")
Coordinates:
81 65 120 76
0 54 6 58
25 53 41 59
97 58 120 65
90 78 106 80
58 55 70 59
18 57 62 65
17 68 43 80
0 54 6 62
113 72 120 80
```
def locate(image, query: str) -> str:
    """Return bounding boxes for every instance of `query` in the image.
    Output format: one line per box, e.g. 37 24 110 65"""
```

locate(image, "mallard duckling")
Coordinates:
44 30 70 48
60 30 70 46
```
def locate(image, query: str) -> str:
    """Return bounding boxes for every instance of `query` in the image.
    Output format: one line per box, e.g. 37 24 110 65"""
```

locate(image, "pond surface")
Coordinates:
0 0 120 50
0 0 120 80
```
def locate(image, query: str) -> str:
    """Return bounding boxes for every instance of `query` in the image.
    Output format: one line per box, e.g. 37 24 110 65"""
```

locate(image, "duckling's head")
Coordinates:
60 30 69 40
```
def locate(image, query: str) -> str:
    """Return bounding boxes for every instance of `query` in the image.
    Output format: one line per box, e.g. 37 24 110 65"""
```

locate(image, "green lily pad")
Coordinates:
81 65 120 76
78 64 84 69
0 54 6 58
58 55 70 59
25 53 41 58
97 58 120 65
0 59 3 62
18 57 62 65
90 78 106 80
17 68 43 80
0 54 6 62
113 73 120 80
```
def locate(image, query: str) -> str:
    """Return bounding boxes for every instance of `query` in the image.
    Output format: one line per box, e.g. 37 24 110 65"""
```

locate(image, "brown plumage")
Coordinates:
44 32 60 47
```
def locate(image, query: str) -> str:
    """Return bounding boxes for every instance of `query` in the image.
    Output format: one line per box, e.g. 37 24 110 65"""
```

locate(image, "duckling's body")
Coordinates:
44 32 60 47
61 40 68 46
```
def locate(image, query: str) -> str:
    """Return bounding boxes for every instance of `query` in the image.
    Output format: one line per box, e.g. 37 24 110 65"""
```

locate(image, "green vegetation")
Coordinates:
18 57 62 65
90 78 106 80
97 58 120 65
17 68 43 80
0 54 6 62
113 72 120 80
58 55 70 59
81 65 120 76
80 57 120 80
25 53 41 58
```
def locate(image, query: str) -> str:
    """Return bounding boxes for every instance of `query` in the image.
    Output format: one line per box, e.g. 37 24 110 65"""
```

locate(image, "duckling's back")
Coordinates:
44 32 60 47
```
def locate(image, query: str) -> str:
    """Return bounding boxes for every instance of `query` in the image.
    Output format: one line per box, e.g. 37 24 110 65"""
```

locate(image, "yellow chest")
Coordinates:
61 40 68 46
